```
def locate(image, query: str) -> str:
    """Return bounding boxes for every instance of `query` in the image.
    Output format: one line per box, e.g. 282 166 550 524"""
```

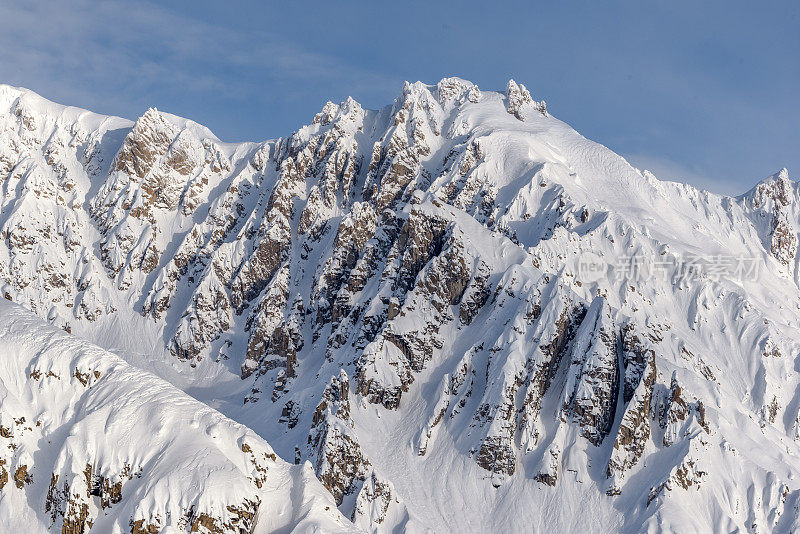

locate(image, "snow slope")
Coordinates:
0 300 357 533
1 78 800 532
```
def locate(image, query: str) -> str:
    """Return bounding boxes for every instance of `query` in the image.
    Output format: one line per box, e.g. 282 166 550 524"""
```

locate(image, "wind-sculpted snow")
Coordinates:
2 78 800 532
0 301 357 533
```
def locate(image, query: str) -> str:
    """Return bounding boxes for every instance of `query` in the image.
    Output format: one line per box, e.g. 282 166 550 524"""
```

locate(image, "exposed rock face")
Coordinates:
658 372 709 447
468 278 584 483
606 324 658 494
505 79 547 120
308 372 372 510
561 297 619 446
91 108 231 290
350 469 408 532
2 81 800 533
740 168 799 267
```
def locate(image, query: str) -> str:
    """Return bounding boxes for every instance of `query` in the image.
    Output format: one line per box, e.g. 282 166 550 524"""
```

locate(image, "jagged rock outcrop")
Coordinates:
505 79 547 120
606 325 658 494
350 470 408 532
308 372 372 510
740 168 799 267
561 297 619 446
658 372 709 447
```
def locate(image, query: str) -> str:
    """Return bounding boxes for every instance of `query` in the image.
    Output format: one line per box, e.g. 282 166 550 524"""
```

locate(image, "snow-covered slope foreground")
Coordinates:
0 300 356 533
1 78 800 532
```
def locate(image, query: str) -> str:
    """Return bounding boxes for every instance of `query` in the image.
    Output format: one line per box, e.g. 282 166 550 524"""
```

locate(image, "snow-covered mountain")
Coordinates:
1 78 800 533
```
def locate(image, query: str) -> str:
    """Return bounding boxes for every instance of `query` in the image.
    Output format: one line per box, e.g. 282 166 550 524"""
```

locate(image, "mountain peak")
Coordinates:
134 106 220 142
435 76 480 104
506 78 547 119
741 167 796 206
312 96 364 126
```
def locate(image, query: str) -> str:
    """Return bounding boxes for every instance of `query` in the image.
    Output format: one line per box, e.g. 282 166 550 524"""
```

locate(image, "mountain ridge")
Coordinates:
1 78 799 533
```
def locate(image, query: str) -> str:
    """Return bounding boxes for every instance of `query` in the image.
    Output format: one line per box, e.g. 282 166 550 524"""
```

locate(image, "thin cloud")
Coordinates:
624 153 737 195
0 0 396 131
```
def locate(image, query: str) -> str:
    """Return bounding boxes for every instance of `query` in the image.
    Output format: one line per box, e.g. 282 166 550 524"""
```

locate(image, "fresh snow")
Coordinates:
0 78 799 532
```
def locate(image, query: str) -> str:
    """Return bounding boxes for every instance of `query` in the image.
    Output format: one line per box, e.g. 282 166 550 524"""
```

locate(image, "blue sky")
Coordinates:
1 1 797 194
